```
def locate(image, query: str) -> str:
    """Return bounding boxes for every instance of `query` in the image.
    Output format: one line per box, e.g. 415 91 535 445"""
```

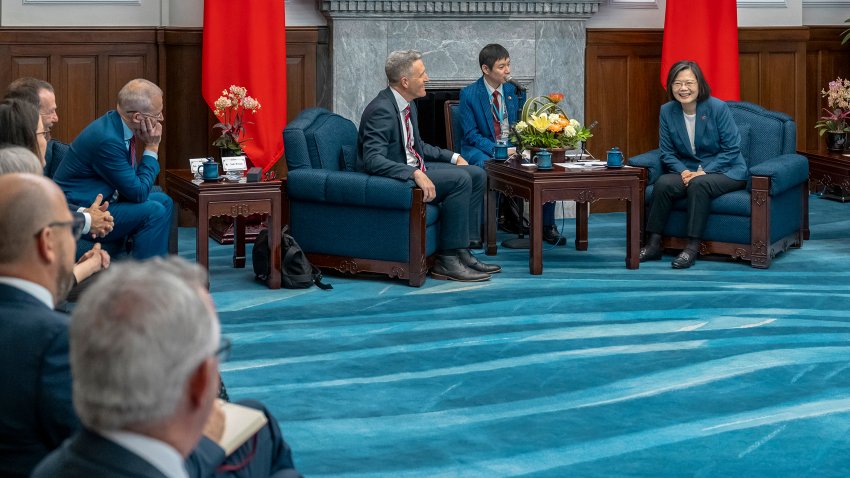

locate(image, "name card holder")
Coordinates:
222 156 248 178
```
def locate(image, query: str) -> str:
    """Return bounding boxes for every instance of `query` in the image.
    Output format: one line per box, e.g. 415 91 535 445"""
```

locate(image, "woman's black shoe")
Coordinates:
671 249 698 269
639 245 663 262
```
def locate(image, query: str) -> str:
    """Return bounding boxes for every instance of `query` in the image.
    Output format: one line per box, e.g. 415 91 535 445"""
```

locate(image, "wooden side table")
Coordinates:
164 170 283 288
485 159 645 274
798 149 850 202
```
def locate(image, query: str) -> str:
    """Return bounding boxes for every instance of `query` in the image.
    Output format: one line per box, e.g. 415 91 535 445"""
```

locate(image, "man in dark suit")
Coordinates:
32 256 302 478
52 78 173 259
358 50 500 282
0 173 81 477
458 44 565 246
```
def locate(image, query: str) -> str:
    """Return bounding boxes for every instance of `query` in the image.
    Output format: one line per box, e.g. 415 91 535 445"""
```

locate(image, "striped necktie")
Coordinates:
403 106 425 172
128 135 136 167
492 90 502 140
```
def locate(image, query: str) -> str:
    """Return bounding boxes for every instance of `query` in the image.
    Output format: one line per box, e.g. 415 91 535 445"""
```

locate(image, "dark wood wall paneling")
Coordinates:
0 27 327 173
585 27 850 160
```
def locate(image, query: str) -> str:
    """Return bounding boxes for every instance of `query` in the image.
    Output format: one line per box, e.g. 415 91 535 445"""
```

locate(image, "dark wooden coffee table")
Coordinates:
798 149 850 202
485 159 646 274
164 170 283 288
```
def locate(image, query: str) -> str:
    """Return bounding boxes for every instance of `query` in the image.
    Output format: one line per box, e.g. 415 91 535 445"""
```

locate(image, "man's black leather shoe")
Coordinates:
468 240 483 249
639 245 663 262
543 225 566 246
671 249 697 269
431 254 491 281
457 249 501 273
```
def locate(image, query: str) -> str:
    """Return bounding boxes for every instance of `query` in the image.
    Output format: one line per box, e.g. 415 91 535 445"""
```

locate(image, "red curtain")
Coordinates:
661 0 740 101
202 0 287 172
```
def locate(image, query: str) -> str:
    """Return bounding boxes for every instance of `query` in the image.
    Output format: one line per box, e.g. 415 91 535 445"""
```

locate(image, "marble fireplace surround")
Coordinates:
320 0 603 127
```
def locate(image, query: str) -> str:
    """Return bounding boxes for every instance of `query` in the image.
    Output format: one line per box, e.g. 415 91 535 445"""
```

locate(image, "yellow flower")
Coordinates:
529 114 551 133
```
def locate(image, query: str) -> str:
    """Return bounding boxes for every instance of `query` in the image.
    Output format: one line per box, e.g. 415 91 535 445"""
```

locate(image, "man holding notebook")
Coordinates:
31 257 301 478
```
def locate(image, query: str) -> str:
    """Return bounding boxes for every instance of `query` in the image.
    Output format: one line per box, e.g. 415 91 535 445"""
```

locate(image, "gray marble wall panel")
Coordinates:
534 20 586 124
385 21 536 86
331 20 390 122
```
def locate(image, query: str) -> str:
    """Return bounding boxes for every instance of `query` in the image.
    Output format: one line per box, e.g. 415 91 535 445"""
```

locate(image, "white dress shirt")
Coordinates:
390 87 459 167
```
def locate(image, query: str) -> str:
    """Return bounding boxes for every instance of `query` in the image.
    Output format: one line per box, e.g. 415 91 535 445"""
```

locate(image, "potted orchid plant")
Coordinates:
814 77 850 152
212 85 261 158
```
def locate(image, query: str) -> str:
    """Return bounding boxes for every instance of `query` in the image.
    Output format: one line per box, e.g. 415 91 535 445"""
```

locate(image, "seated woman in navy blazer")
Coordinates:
639 60 749 269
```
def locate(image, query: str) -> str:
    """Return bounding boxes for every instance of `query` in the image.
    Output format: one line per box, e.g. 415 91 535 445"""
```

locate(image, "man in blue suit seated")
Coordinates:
458 44 566 246
358 50 501 282
52 78 173 259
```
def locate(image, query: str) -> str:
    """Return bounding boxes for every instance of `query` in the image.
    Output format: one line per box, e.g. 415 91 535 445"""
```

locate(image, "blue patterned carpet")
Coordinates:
183 195 850 477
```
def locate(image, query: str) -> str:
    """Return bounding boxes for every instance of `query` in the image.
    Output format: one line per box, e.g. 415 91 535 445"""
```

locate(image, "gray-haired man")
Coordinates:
32 257 301 478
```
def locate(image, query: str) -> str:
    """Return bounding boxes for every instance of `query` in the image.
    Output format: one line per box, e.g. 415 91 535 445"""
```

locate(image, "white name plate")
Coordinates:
221 156 248 173
189 157 209 173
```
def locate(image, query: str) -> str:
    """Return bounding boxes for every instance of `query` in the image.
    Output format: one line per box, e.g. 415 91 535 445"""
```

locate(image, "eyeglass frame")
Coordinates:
672 80 698 89
36 127 51 141
215 337 232 363
127 110 165 122
34 216 84 241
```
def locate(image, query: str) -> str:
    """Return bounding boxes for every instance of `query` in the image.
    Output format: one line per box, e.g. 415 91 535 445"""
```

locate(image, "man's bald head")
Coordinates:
117 78 163 113
0 173 66 264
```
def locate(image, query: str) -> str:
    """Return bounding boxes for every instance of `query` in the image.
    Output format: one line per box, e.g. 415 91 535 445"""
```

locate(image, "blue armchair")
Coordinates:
283 108 440 286
629 101 809 268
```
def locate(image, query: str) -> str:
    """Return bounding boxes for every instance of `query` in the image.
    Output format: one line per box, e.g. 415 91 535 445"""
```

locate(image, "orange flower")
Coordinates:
548 122 565 133
547 93 565 103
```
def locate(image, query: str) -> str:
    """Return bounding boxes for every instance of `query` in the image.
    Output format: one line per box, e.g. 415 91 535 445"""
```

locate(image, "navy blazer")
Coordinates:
0 284 76 478
32 428 170 478
52 111 160 207
458 77 526 158
357 87 454 182
659 96 748 181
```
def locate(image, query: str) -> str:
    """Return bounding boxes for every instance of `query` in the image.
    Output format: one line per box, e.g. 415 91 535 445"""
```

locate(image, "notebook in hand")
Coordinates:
217 400 269 456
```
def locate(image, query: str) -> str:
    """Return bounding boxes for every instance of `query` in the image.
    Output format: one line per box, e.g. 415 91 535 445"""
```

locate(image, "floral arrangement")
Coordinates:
814 77 850 135
511 93 592 150
212 85 261 154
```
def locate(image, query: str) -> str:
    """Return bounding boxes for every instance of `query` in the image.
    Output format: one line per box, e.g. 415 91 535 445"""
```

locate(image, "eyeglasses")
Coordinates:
129 110 165 122
36 128 51 141
672 80 698 89
34 216 84 241
215 337 232 363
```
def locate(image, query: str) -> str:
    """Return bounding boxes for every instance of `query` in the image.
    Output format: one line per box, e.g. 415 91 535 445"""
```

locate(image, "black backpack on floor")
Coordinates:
252 226 332 290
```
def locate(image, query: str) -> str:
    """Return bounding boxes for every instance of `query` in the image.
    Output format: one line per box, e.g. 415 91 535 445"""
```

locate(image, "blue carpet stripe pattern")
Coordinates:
179 194 850 477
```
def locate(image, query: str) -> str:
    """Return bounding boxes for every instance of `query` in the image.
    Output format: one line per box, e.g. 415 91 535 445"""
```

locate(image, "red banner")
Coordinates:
661 0 740 101
202 0 287 172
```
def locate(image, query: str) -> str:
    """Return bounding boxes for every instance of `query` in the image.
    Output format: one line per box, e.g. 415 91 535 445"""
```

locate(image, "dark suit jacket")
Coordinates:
0 284 76 478
458 77 525 158
659 96 748 181
357 87 454 181
31 428 171 478
52 110 160 207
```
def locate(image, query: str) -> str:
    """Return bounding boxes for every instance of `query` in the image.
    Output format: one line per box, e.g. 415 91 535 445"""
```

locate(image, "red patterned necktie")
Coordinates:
128 135 136 167
403 105 425 172
492 90 502 139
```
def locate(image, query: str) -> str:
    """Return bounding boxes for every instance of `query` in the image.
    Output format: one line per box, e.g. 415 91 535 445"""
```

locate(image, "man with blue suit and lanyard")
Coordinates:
53 78 173 259
459 44 566 246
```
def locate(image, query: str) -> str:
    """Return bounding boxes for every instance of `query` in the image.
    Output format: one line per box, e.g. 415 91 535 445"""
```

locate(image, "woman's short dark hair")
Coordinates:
665 60 711 102
479 44 510 71
0 99 40 158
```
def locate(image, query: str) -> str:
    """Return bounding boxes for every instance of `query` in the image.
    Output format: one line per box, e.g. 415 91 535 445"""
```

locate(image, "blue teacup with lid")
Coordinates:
494 141 509 160
607 147 624 168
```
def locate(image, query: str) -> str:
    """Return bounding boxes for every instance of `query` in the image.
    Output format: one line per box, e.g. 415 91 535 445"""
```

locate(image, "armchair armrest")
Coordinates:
287 169 416 210
627 149 662 184
748 153 809 196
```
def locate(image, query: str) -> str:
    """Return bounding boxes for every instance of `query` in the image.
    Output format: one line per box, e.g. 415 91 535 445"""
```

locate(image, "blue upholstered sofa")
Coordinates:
629 101 810 268
283 108 440 286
